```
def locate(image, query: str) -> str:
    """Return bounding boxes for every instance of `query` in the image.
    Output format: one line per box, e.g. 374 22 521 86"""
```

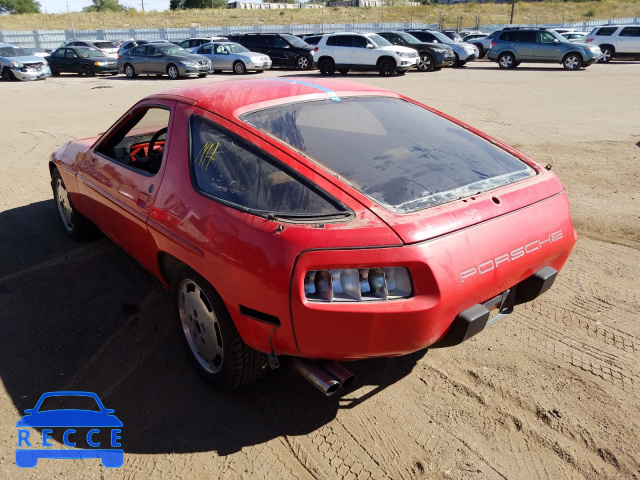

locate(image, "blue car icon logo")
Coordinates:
15 391 123 468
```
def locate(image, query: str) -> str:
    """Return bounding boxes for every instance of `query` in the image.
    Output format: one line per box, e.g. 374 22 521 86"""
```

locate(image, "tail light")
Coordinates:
117 55 122 60
491 41 497 48
313 47 318 53
586 38 593 42
304 267 412 302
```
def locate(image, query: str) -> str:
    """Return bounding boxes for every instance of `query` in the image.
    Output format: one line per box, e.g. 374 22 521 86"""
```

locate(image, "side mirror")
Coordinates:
432 40 439 43
366 44 374 49
223 50 229 55
553 39 560 44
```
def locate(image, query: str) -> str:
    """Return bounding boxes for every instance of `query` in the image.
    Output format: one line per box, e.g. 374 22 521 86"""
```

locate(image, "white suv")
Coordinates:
584 25 640 62
312 32 419 76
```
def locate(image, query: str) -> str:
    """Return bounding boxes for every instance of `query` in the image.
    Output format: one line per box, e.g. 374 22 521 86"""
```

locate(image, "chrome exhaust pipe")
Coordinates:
295 358 340 396
318 361 355 389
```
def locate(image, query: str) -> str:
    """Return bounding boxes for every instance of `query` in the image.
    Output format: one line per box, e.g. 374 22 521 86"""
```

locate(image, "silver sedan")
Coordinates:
189 42 272 74
119 43 211 79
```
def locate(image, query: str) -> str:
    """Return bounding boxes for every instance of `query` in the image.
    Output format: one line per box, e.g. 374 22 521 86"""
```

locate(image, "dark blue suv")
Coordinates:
487 28 603 70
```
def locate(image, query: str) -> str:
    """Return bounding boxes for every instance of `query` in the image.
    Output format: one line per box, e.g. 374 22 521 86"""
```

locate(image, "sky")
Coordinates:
39 0 173 14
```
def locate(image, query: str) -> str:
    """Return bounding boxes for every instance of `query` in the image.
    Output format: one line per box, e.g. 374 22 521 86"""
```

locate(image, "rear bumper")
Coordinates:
290 192 576 360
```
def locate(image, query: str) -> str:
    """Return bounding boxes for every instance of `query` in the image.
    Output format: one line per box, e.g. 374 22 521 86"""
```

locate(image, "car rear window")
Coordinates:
93 41 117 49
242 97 536 214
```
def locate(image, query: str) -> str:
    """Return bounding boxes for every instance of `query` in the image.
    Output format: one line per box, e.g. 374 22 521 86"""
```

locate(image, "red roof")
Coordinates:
147 77 396 117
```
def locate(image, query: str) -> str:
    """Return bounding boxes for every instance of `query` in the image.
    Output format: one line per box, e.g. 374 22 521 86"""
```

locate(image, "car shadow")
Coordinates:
1 200 426 456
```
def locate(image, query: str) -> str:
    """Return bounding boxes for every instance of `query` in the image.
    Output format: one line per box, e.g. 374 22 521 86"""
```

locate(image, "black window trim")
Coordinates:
94 103 172 178
188 113 353 222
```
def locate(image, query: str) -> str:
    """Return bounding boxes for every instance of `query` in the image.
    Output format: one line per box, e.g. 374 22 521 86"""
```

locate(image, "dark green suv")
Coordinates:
487 28 603 70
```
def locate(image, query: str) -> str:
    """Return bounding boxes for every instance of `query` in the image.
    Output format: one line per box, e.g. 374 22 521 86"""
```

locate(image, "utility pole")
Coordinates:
141 0 145 13
509 0 515 25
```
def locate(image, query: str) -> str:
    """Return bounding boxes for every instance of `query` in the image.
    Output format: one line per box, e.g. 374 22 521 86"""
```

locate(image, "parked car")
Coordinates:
487 27 602 70
467 31 497 59
189 41 271 74
377 31 455 72
301 34 324 46
118 43 211 79
462 33 489 43
46 46 118 76
49 78 576 394
0 43 51 81
562 32 588 42
403 30 478 66
178 37 227 50
313 32 419 76
63 40 119 58
226 33 315 70
584 25 640 62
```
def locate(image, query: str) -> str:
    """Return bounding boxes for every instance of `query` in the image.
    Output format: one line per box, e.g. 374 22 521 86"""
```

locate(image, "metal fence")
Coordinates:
0 17 638 51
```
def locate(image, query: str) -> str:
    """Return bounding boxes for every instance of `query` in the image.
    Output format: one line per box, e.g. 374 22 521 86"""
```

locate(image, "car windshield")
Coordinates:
242 97 536 213
0 46 29 57
78 48 106 58
398 32 421 44
93 41 117 49
281 34 309 48
159 45 190 55
227 43 249 53
368 34 392 47
430 31 454 44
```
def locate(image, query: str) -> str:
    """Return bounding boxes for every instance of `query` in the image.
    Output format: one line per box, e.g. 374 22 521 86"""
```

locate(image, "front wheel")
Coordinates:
83 65 95 77
563 53 583 70
417 53 435 72
51 168 91 240
295 55 311 70
167 64 180 79
318 58 335 76
124 64 136 78
1 67 15 81
599 45 614 63
50 66 60 76
233 61 246 75
172 266 266 390
378 58 396 76
498 53 515 69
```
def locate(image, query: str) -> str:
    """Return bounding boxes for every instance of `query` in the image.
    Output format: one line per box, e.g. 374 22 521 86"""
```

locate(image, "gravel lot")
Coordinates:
0 59 639 480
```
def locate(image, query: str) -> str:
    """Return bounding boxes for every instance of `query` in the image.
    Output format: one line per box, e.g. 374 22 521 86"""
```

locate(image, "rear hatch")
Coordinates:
242 94 563 244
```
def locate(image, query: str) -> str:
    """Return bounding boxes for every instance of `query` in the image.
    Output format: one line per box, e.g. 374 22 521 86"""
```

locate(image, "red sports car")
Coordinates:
50 78 576 395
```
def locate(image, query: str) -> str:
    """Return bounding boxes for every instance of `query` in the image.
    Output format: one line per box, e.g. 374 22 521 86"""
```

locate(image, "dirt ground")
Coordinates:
0 60 638 480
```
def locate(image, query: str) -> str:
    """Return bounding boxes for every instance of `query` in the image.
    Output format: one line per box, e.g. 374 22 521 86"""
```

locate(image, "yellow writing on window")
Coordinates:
194 142 220 171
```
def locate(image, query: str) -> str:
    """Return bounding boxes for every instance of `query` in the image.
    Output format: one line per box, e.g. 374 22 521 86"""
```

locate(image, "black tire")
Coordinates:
171 265 266 390
198 73 208 78
295 55 311 70
256 69 264 73
1 67 15 81
474 44 485 59
83 65 95 77
417 52 435 72
339 69 349 75
50 66 60 76
124 63 137 78
51 168 91 240
397 69 406 76
378 58 396 76
563 53 583 70
233 61 246 75
498 52 516 69
453 53 461 67
167 63 180 80
599 45 614 63
319 58 335 76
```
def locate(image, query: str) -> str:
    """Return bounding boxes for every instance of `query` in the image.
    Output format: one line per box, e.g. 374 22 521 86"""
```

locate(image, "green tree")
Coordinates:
0 0 41 14
82 0 125 12
170 0 226 9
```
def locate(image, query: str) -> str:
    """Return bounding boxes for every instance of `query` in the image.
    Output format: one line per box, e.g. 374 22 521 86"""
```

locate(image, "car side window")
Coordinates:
189 115 344 216
66 49 77 59
274 37 289 48
620 27 640 37
354 36 368 48
335 36 353 47
215 44 225 54
326 36 337 46
596 27 617 36
54 49 65 57
200 44 212 54
500 31 516 41
262 36 275 48
148 46 159 55
131 46 146 56
537 32 556 43
95 106 171 176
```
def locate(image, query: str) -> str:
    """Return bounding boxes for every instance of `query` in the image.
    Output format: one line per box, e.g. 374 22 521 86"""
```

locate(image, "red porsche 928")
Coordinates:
50 78 576 395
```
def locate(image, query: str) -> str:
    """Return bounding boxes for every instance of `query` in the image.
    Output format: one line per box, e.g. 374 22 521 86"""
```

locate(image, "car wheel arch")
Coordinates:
376 55 397 68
